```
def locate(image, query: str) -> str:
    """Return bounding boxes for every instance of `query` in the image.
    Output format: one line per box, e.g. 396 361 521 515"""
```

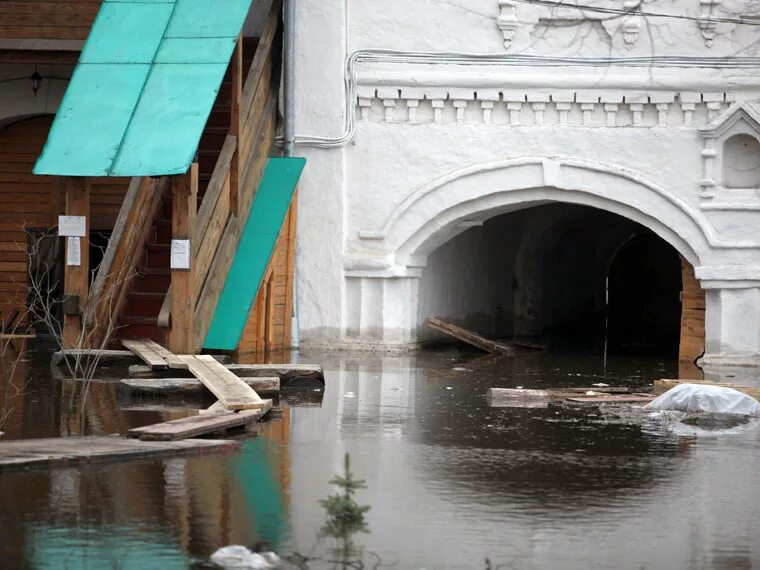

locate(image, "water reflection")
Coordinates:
0 346 759 568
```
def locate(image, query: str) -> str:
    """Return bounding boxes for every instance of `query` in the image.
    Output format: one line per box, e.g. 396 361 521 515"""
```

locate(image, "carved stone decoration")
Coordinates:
497 0 519 49
698 101 760 205
698 0 723 47
622 18 640 49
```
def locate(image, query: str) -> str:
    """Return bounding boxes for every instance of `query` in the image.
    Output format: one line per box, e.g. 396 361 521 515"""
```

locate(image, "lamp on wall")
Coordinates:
31 70 41 96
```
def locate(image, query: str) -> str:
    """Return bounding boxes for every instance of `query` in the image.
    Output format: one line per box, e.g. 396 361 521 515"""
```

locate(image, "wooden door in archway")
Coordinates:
679 257 705 367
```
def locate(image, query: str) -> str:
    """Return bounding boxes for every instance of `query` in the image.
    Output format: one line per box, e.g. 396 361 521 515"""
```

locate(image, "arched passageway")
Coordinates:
417 204 702 359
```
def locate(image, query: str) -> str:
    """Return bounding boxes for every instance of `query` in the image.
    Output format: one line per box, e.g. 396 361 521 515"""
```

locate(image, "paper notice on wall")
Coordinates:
58 215 87 237
66 237 81 267
170 239 191 270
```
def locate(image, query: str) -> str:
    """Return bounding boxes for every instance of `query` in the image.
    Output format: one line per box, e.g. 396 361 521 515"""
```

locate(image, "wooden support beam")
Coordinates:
168 166 198 354
62 177 90 349
229 34 243 218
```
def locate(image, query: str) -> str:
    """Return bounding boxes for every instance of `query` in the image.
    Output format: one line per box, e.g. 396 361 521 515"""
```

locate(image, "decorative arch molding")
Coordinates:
352 157 760 274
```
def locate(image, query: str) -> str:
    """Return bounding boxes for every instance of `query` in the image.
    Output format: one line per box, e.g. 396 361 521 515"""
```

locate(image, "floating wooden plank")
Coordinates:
179 354 266 410
487 386 641 407
0 436 240 472
564 394 655 404
121 339 169 370
121 338 186 370
129 400 272 441
128 362 325 386
655 379 760 400
425 316 539 354
120 376 280 398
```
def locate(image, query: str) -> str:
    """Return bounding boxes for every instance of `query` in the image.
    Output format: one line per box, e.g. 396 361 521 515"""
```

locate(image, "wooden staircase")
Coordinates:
88 0 282 353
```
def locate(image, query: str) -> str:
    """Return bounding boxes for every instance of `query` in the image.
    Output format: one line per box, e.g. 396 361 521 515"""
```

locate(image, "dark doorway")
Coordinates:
606 232 682 356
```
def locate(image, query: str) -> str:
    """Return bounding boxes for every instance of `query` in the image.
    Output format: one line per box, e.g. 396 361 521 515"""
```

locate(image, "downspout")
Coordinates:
284 0 300 348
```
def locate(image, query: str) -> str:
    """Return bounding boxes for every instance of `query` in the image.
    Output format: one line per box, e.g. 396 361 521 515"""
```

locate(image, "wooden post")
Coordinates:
168 165 198 353
229 34 243 218
62 177 90 348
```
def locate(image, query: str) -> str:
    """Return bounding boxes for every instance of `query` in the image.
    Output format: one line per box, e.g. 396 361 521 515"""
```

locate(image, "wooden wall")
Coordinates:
0 116 128 325
679 257 706 363
237 197 297 359
0 1 101 41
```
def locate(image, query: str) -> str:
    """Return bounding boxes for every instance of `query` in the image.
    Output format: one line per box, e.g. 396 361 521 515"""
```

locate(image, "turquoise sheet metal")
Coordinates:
34 0 252 177
204 157 306 350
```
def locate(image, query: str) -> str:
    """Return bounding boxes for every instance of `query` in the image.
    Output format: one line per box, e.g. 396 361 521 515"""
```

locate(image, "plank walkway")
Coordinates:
0 436 240 472
129 401 272 441
179 355 266 410
120 376 280 398
121 338 187 370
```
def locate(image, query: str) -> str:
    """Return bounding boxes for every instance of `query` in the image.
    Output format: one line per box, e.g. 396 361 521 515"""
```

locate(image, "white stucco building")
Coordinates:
292 0 760 365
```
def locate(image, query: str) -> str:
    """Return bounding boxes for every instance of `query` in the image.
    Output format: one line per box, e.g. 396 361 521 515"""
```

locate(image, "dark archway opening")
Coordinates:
418 204 685 357
607 233 682 357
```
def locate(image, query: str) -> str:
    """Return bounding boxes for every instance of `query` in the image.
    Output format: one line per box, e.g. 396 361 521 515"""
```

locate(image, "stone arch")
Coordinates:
369 158 715 270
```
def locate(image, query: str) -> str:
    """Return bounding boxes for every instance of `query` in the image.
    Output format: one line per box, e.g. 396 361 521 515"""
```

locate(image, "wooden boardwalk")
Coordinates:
122 339 187 370
179 355 266 410
0 436 240 472
129 362 325 386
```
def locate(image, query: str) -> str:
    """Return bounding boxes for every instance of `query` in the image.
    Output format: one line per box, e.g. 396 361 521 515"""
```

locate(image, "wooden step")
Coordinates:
144 243 170 268
133 268 170 293
124 291 164 317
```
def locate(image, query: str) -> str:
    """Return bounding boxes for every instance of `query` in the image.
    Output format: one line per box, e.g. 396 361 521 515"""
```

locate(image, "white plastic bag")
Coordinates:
644 383 760 416
210 545 280 569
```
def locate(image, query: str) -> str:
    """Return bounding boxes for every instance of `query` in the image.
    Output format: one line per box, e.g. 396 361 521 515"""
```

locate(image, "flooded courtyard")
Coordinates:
1 345 759 569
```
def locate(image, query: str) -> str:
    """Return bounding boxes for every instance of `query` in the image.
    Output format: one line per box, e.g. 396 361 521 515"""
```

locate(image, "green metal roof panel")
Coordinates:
37 64 150 176
204 158 307 351
33 0 252 177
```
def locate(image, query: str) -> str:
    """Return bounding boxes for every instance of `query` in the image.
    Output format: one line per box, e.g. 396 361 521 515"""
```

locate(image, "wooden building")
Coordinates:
0 0 301 357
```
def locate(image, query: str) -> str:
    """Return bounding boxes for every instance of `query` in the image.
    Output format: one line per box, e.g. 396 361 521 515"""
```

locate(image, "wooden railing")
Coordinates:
86 176 167 344
161 0 281 353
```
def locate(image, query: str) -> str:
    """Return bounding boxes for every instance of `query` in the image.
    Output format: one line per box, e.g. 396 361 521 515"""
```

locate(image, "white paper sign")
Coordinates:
58 215 87 237
170 239 191 270
66 237 81 267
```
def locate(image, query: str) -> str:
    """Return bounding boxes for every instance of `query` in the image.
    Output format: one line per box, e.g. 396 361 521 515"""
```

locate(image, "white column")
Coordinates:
703 285 760 365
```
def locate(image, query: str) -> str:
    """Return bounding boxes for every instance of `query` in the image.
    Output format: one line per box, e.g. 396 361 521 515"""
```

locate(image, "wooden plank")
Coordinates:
62 176 89 348
655 379 760 400
128 362 324 384
426 316 515 355
120 376 280 398
179 354 266 410
168 168 197 353
128 400 272 441
0 436 240 472
230 34 243 218
565 394 655 404
121 338 169 370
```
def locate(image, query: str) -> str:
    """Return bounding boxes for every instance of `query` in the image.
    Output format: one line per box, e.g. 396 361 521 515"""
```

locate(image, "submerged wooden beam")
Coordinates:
487 386 643 408
120 376 280 398
128 362 325 386
129 400 272 441
51 350 230 369
0 436 240 472
655 379 760 400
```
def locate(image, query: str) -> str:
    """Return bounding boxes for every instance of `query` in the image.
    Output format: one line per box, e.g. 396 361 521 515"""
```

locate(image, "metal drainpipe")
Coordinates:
284 0 300 348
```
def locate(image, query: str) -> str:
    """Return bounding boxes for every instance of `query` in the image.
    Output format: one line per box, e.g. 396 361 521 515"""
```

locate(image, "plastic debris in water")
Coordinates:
592 383 610 387
344 392 356 398
586 391 596 396
446 387 453 390
210 545 281 569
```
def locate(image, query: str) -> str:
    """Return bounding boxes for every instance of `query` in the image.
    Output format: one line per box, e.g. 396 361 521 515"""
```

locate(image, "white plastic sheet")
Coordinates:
644 383 760 416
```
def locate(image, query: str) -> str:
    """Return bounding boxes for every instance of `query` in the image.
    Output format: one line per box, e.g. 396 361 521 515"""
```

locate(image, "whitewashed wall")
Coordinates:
294 0 760 365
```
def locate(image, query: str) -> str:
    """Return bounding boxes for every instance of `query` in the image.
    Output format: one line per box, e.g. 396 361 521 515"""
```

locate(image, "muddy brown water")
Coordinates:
1 344 759 569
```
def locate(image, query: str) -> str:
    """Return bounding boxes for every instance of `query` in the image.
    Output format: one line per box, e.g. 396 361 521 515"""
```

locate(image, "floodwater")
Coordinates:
1 343 760 569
